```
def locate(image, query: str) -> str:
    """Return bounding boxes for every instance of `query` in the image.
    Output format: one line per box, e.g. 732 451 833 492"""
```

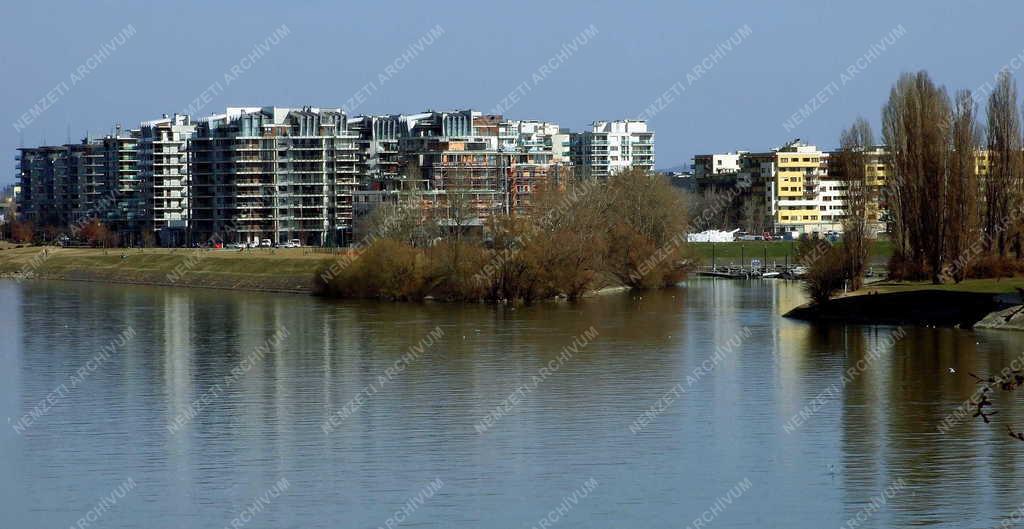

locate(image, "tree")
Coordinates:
599 168 691 288
985 71 1022 257
11 221 34 243
882 71 953 283
803 246 846 304
526 180 606 300
80 219 113 247
835 117 875 290
945 89 982 282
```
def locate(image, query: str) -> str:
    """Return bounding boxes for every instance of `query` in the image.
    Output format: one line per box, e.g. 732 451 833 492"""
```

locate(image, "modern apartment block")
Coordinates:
85 129 142 238
398 110 508 220
351 112 577 227
693 141 890 235
189 107 359 246
347 114 403 185
693 152 745 178
17 107 655 246
570 120 655 177
17 146 62 225
139 114 195 246
771 142 842 233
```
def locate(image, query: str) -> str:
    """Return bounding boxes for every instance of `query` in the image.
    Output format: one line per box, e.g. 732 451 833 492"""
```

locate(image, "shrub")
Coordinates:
600 169 691 289
886 250 928 281
965 254 1018 279
804 247 847 304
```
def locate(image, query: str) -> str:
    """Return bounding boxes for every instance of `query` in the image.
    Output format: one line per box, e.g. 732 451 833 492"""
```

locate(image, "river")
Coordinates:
3 278 1024 528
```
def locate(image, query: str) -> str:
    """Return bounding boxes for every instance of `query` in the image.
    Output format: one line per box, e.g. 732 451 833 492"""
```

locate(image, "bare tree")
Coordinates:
882 71 953 282
836 117 874 289
945 89 982 281
985 71 1023 257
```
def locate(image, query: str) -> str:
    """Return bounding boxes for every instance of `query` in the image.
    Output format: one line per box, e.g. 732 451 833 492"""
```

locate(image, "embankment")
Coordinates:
784 290 1012 328
0 246 343 294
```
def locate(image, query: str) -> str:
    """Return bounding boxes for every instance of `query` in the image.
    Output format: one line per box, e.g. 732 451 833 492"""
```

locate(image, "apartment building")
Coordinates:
771 142 838 233
570 120 654 177
694 141 893 235
17 146 62 225
497 119 567 213
17 107 656 245
398 110 508 221
693 152 745 178
139 114 195 246
83 129 142 238
347 114 404 185
18 130 141 235
189 107 359 246
350 113 578 226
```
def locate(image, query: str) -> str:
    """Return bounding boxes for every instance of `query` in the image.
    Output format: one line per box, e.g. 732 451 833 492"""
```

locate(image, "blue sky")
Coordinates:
2 0 1023 179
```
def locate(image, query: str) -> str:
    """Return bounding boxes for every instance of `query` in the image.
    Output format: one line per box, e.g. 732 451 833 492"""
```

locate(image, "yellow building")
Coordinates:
772 142 837 234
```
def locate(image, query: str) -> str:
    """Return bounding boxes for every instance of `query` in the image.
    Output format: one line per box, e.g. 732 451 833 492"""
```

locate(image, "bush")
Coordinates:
314 239 428 301
804 247 847 304
600 169 692 288
886 250 929 281
315 169 696 302
965 254 1019 279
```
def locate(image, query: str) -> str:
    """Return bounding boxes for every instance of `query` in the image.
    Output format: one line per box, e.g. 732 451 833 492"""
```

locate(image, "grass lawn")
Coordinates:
0 246 347 292
855 277 1024 295
690 239 894 266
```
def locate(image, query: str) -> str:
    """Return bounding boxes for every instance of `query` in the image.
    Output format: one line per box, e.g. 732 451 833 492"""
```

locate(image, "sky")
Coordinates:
2 0 1024 181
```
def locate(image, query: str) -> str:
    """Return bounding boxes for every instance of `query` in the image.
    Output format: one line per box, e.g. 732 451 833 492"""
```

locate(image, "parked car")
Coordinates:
288 239 302 248
247 241 260 248
259 239 273 248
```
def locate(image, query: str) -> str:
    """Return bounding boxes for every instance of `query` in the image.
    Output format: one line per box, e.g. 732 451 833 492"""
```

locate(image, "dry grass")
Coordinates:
0 246 343 293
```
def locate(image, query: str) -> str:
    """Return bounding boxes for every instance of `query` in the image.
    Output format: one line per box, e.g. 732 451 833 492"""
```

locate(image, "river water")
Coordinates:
3 278 1024 528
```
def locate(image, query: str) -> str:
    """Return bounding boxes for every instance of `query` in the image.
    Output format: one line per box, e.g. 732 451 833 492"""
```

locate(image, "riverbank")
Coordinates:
0 246 344 293
785 278 1024 328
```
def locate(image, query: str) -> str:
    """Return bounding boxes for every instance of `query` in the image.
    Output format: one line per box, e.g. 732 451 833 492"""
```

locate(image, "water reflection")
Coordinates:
3 279 1024 528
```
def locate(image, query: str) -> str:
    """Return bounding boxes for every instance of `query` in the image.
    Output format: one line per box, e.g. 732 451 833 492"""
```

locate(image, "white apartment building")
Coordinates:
139 114 195 245
692 151 746 178
498 120 569 162
571 120 654 177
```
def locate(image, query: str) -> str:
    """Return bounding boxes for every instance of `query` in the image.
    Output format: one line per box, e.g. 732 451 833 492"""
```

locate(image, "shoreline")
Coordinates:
0 246 337 295
1 272 311 295
0 246 638 300
785 288 1023 329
